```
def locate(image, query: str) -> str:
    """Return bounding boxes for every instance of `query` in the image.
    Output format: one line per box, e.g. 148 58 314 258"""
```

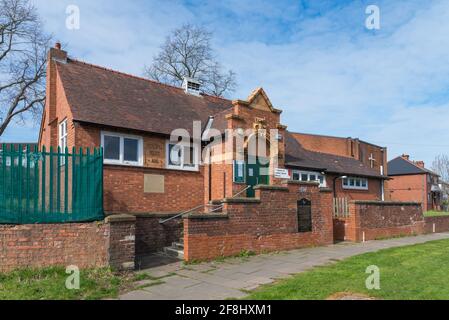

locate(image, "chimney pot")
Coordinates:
55 42 61 50
415 161 425 168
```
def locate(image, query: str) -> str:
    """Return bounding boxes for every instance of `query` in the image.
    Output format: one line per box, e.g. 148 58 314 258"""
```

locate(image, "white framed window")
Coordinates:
166 140 199 171
342 177 369 190
101 131 143 166
59 119 68 151
59 119 68 164
292 170 326 187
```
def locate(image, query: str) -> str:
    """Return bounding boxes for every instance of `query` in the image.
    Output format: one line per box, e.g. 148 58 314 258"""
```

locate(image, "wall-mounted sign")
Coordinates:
274 168 290 179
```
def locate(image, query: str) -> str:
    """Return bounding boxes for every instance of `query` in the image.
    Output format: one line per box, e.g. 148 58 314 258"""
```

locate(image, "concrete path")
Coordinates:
120 232 449 300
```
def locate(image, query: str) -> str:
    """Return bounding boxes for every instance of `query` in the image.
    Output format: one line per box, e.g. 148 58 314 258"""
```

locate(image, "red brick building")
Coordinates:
38 44 388 216
286 132 387 201
387 155 442 211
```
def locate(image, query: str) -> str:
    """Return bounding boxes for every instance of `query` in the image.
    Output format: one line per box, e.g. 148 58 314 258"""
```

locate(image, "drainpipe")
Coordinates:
380 165 385 201
333 175 348 198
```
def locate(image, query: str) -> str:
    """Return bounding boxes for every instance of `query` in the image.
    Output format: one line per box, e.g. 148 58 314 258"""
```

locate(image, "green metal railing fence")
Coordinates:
0 144 104 224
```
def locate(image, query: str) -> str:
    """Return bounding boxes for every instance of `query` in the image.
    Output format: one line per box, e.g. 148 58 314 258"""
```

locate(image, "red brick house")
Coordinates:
38 44 388 217
387 154 442 211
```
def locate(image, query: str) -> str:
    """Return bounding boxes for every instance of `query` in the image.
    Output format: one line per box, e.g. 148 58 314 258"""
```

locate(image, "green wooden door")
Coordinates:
246 157 269 197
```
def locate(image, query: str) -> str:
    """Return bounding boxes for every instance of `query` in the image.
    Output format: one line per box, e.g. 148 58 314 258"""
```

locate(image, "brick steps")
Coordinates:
162 240 184 260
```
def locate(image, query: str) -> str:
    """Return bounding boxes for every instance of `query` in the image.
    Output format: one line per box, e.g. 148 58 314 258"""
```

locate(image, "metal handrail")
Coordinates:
232 185 251 198
159 185 252 224
159 204 221 224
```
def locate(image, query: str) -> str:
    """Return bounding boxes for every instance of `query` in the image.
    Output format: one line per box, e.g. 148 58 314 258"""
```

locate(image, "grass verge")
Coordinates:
424 211 449 217
0 267 133 300
246 238 449 300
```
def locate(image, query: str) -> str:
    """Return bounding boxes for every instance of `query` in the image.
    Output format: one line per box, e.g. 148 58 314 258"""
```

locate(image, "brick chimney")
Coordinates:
415 161 425 168
49 42 67 63
43 42 68 147
401 154 410 161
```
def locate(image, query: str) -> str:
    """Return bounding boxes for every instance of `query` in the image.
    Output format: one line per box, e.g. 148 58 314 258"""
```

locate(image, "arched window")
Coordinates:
297 198 312 232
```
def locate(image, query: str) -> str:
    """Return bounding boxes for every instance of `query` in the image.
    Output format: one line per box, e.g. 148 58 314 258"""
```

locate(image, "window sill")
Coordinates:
166 166 200 173
104 161 143 167
342 187 369 191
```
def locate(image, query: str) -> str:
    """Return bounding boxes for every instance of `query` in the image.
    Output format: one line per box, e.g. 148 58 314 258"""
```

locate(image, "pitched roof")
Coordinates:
54 57 387 180
388 157 439 176
284 132 387 179
56 59 233 136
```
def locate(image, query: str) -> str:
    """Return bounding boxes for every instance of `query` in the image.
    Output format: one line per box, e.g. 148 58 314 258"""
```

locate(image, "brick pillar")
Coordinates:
345 202 361 242
319 187 334 244
106 214 136 270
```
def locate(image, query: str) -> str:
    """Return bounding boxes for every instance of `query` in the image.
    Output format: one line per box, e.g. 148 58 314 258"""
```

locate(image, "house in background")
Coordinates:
387 154 442 211
440 181 449 211
38 43 389 216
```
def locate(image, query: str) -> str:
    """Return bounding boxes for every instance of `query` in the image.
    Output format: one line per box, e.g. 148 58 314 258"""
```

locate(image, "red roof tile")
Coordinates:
56 59 233 136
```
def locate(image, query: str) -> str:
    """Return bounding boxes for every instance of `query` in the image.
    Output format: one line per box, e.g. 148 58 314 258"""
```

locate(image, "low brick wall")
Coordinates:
333 201 424 242
134 213 183 257
106 214 136 270
184 182 334 261
0 214 136 273
424 215 449 233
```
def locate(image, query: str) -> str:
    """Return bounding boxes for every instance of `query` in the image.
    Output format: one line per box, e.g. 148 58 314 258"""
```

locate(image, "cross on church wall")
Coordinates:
369 153 376 168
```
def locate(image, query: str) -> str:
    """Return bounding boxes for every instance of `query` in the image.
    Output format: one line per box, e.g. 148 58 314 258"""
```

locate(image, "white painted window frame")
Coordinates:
166 140 199 172
291 170 326 187
59 119 68 152
101 131 143 166
59 119 68 165
342 177 369 190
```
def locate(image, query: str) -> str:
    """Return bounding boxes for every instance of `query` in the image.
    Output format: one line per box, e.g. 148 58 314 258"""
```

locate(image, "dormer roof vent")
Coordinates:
183 77 201 96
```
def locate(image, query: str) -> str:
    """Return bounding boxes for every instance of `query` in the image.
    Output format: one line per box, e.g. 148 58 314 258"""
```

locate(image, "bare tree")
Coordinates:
0 0 51 137
144 24 236 97
431 154 449 182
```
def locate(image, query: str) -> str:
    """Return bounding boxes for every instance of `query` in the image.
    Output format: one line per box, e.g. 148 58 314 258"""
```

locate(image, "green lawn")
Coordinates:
424 211 449 217
0 267 133 300
247 239 449 300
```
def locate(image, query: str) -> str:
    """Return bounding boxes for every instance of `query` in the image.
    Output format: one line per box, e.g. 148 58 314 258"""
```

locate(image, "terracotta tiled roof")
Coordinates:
56 59 233 136
285 132 387 179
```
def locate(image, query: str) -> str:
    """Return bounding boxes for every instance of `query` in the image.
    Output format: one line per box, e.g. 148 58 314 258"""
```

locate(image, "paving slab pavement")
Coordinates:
120 232 449 300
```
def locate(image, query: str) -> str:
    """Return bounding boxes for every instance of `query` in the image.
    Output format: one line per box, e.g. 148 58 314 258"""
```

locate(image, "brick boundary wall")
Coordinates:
334 201 424 242
0 214 136 273
424 215 449 234
183 181 334 262
134 213 183 257
106 214 136 270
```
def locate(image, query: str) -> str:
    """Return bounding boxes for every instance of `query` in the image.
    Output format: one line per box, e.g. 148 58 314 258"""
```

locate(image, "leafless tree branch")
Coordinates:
432 154 449 183
144 24 236 97
0 0 51 137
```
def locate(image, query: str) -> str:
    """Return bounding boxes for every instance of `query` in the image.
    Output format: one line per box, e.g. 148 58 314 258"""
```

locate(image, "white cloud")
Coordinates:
4 0 448 167
219 0 449 165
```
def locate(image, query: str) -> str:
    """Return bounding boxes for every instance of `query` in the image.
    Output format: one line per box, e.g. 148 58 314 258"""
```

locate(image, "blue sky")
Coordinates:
2 0 449 166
